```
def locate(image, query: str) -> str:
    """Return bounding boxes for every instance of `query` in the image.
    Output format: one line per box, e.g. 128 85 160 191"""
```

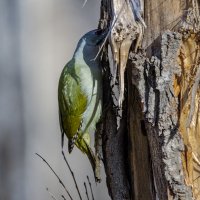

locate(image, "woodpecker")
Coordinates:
58 30 105 181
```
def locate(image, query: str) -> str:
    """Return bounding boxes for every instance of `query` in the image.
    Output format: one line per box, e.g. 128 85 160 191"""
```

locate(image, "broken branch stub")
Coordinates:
109 0 145 107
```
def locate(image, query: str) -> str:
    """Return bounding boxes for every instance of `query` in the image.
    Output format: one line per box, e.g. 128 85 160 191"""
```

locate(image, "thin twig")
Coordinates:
87 176 95 200
192 152 200 166
187 64 200 127
35 153 73 200
46 188 59 200
143 14 182 49
148 0 199 15
62 151 83 200
183 48 199 62
149 0 168 13
194 175 200 182
92 0 127 61
84 182 90 200
82 0 87 8
162 14 182 30
61 195 67 200
193 153 200 182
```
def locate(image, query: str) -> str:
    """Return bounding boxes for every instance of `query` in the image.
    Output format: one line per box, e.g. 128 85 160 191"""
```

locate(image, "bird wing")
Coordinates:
58 60 87 141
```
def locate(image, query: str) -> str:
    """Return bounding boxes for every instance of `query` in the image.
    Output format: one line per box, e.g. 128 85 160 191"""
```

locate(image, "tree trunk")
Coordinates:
100 0 200 199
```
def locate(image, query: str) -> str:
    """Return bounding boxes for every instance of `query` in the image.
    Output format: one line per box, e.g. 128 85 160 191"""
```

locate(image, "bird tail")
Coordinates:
84 142 101 182
76 137 101 182
85 143 96 171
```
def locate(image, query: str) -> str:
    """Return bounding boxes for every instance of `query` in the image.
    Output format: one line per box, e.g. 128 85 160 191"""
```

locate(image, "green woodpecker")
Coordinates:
58 30 105 179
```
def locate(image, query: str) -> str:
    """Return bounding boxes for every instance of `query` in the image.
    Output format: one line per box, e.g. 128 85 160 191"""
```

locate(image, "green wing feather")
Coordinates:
58 60 97 179
58 60 87 140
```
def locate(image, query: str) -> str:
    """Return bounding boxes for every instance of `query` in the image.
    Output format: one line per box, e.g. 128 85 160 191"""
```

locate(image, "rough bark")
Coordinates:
99 1 131 199
129 32 192 200
100 0 200 200
101 46 131 199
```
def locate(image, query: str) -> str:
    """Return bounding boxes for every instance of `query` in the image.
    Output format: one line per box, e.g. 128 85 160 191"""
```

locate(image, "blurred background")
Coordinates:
0 0 110 199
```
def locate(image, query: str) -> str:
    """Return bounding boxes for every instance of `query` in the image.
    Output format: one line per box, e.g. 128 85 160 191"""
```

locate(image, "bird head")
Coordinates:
74 29 107 62
82 29 107 46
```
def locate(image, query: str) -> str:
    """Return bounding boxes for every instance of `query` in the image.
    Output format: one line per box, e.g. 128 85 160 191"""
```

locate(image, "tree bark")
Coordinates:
100 0 200 199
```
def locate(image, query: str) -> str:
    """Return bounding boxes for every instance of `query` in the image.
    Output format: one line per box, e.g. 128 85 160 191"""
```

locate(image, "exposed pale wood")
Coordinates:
144 0 185 54
178 33 200 199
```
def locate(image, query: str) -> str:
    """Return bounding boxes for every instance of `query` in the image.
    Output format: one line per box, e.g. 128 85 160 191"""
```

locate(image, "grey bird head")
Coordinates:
82 29 107 46
74 29 107 62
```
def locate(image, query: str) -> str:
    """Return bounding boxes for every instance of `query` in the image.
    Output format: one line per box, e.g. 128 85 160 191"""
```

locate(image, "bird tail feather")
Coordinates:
82 140 101 182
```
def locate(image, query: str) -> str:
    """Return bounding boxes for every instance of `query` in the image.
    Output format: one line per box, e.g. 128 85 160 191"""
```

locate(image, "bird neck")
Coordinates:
73 39 86 59
73 39 100 65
